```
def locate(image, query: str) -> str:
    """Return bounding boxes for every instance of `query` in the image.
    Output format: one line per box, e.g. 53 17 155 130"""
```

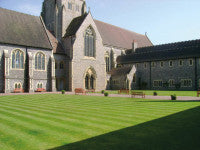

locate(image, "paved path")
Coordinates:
1 92 200 101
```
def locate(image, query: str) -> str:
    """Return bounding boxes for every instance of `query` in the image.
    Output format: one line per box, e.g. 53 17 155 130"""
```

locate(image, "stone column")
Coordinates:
28 52 34 93
51 55 56 92
4 50 10 93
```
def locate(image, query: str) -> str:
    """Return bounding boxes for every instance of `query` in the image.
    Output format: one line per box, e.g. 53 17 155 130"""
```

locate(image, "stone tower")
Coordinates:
41 0 87 40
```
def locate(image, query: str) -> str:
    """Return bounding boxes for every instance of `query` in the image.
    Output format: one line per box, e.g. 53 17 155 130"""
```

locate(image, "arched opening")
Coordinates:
84 67 96 90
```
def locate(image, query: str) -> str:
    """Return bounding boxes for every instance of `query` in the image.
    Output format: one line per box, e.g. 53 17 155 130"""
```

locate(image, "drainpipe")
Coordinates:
149 61 152 90
195 57 197 90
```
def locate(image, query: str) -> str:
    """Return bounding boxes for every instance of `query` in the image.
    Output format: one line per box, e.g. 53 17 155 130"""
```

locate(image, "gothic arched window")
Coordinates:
84 26 95 57
12 49 24 69
35 52 45 70
105 52 110 72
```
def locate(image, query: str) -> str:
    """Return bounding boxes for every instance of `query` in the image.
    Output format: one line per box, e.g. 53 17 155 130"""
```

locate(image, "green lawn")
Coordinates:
0 94 199 150
106 90 198 96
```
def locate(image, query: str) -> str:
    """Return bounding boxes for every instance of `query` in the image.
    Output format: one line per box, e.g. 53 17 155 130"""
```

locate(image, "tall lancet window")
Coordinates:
84 26 95 57
12 49 24 69
35 52 45 70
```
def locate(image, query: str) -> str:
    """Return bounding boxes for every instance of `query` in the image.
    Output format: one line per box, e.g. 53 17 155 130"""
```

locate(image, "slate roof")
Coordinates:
108 66 132 76
65 13 88 37
0 7 52 49
46 30 65 54
117 39 200 64
94 20 153 49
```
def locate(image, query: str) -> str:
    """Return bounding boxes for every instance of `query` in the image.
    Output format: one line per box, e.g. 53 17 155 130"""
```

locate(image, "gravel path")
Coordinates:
0 92 200 101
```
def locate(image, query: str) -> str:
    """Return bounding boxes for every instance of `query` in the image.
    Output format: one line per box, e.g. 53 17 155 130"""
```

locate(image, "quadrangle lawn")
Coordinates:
0 94 199 150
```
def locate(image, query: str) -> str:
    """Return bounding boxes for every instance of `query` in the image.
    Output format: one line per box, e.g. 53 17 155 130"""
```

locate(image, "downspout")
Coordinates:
195 57 197 90
149 61 152 90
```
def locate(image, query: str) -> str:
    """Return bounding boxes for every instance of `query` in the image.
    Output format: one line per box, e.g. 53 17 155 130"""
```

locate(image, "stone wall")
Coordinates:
0 44 53 93
70 13 106 91
131 58 199 91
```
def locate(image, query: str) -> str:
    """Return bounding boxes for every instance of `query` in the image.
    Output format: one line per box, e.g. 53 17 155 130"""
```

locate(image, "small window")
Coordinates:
37 83 43 88
153 80 163 87
151 62 155 67
68 2 72 10
160 61 164 67
60 62 64 69
169 79 175 87
144 63 147 69
136 63 139 68
189 59 193 66
181 79 192 87
169 60 173 67
14 83 21 89
179 60 183 66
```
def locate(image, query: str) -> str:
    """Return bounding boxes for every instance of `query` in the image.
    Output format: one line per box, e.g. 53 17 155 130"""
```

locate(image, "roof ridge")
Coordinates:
94 19 146 37
137 39 200 50
0 7 38 17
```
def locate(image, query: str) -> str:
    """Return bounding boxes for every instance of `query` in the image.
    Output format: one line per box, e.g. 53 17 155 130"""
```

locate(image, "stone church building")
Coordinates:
0 0 199 93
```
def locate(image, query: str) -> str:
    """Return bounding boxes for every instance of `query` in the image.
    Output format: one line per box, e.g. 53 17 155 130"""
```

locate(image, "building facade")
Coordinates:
0 0 198 93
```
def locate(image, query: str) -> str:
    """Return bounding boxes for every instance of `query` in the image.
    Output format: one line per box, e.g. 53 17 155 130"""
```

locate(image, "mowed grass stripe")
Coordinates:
0 101 157 126
0 94 199 150
0 107 106 137
0 96 188 120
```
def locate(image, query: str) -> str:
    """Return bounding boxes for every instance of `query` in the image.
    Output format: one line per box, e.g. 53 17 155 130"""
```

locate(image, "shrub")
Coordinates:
153 92 158 96
61 90 65 94
104 92 109 97
171 94 177 100
101 90 105 94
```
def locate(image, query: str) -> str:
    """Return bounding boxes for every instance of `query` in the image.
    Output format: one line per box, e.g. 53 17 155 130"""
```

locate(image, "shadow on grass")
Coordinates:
136 100 200 102
49 106 200 150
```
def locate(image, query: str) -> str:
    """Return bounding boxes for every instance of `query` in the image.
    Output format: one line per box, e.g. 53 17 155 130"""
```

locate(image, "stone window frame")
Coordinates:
160 61 164 68
11 49 25 70
180 79 192 87
35 52 46 71
179 59 183 66
153 80 163 87
189 59 193 66
169 79 175 87
84 26 96 58
151 62 156 68
169 60 173 67
14 82 22 89
37 83 43 89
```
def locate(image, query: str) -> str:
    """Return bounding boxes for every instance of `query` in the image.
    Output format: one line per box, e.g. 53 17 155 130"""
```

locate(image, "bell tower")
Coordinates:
41 0 87 40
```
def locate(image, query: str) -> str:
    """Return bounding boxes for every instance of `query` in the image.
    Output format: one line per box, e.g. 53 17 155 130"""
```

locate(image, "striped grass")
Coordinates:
0 94 199 150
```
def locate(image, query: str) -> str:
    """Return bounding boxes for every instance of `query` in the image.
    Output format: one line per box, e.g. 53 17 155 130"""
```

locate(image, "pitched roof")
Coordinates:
46 30 65 54
117 39 200 64
0 7 52 49
65 13 88 37
108 66 132 76
94 20 153 49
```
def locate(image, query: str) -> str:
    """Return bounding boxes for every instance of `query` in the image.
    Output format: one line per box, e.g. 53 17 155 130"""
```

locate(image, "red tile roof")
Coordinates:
94 20 153 49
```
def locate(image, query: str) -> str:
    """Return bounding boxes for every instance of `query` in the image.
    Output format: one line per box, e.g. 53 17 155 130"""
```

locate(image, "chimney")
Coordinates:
132 40 138 53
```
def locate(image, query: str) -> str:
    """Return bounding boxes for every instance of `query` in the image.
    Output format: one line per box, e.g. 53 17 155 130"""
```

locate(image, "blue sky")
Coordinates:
0 0 200 45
